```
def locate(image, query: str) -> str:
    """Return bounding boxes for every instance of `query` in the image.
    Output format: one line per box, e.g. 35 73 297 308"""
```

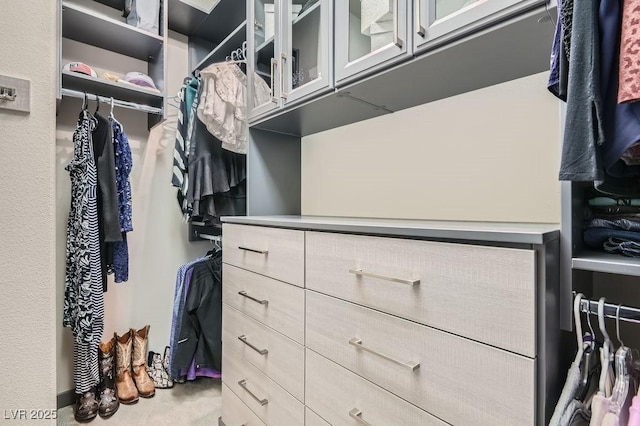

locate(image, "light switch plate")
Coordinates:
0 75 30 113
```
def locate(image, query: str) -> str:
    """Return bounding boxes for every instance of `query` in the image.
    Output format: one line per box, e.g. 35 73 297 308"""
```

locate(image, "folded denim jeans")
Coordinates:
583 227 640 249
585 217 640 232
603 237 640 257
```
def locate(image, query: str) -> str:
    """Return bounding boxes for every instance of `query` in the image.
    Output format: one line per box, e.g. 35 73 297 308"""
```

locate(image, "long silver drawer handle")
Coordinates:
349 408 373 426
349 268 420 286
238 335 269 355
416 0 426 37
393 0 403 47
238 290 269 305
349 338 420 371
238 379 269 406
238 246 269 255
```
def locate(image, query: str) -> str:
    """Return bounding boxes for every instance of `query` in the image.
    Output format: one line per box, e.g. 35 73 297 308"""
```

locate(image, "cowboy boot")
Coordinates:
98 337 120 417
74 388 98 422
115 331 139 404
162 346 174 388
132 325 155 398
147 350 173 389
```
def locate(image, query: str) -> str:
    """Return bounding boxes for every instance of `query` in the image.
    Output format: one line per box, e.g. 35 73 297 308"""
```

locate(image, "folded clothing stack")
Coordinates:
584 192 640 257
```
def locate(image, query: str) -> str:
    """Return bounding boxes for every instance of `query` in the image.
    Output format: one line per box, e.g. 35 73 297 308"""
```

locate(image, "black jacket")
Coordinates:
173 251 222 371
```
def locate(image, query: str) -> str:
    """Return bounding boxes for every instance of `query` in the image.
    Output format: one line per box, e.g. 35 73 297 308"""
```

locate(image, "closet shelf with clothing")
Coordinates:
62 71 164 110
58 0 167 128
61 1 163 61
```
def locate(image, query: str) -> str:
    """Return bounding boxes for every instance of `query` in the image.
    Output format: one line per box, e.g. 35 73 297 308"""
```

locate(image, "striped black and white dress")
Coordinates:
64 110 105 393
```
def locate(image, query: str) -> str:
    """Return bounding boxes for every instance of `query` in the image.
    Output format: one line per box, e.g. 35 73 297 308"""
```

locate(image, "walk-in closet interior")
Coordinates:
1 0 639 423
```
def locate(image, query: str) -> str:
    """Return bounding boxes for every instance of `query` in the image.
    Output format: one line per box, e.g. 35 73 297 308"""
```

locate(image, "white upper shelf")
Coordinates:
62 1 163 61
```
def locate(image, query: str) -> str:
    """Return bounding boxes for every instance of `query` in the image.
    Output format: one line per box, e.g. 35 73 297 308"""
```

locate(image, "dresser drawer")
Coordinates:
306 408 331 426
221 383 266 426
223 304 305 402
305 231 536 356
223 224 304 287
222 348 304 426
306 291 536 426
222 264 305 344
306 349 448 426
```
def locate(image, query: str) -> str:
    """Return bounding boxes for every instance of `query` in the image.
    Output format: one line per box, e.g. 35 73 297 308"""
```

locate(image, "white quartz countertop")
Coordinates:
220 215 560 245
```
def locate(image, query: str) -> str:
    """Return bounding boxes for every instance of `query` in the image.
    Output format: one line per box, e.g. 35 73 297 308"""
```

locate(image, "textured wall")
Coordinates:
0 0 58 416
56 30 207 394
302 72 562 224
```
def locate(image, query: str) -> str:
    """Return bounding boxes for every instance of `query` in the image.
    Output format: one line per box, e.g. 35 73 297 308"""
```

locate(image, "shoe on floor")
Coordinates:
115 330 139 404
74 389 98 422
132 325 156 398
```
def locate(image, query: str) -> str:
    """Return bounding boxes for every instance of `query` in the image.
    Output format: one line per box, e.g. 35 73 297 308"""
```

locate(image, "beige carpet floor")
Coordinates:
57 379 221 425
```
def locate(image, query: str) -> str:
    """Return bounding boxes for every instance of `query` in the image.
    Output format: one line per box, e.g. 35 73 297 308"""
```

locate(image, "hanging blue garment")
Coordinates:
111 118 133 283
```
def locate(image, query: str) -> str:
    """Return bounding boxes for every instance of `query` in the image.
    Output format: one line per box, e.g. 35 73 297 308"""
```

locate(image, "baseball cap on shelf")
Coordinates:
124 72 157 90
63 62 98 78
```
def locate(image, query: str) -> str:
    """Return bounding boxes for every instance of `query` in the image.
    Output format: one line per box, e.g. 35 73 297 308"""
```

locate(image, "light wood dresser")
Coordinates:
219 216 563 426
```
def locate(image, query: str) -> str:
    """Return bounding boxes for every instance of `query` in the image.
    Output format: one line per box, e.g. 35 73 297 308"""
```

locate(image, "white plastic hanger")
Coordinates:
598 297 615 397
608 304 632 415
574 293 585 362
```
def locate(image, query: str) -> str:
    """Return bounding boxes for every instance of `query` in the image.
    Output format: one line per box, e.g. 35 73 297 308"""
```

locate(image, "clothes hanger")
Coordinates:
608 303 632 415
82 92 88 111
574 293 585 362
166 92 181 110
200 234 222 256
109 97 115 119
94 95 100 114
575 296 599 401
598 297 615 397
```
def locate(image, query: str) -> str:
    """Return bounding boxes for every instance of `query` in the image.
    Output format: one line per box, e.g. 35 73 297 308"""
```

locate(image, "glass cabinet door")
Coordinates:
413 0 546 51
281 0 332 105
249 0 282 120
335 0 410 85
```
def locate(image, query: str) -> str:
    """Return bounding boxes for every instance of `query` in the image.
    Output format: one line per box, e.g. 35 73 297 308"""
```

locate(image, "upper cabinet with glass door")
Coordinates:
248 0 333 121
413 0 547 52
335 0 410 85
249 0 282 120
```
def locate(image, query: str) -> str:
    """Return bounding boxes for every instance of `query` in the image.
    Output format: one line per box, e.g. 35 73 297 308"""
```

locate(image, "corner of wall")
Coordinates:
0 0 58 410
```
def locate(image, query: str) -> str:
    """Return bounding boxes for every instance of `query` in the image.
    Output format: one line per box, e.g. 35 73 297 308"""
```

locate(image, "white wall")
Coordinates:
302 72 562 224
0 0 57 415
56 30 207 394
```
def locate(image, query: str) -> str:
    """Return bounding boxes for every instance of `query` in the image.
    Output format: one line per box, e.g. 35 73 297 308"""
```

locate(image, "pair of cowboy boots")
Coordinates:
73 336 123 421
73 338 121 422
74 326 155 421
112 325 156 405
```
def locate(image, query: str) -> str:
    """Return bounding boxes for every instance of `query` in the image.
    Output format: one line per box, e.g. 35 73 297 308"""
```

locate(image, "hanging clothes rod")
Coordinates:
580 299 640 324
60 88 163 115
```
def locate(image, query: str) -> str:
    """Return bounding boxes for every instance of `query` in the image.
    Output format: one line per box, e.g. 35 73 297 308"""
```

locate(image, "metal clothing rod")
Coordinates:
580 299 640 324
60 88 163 115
